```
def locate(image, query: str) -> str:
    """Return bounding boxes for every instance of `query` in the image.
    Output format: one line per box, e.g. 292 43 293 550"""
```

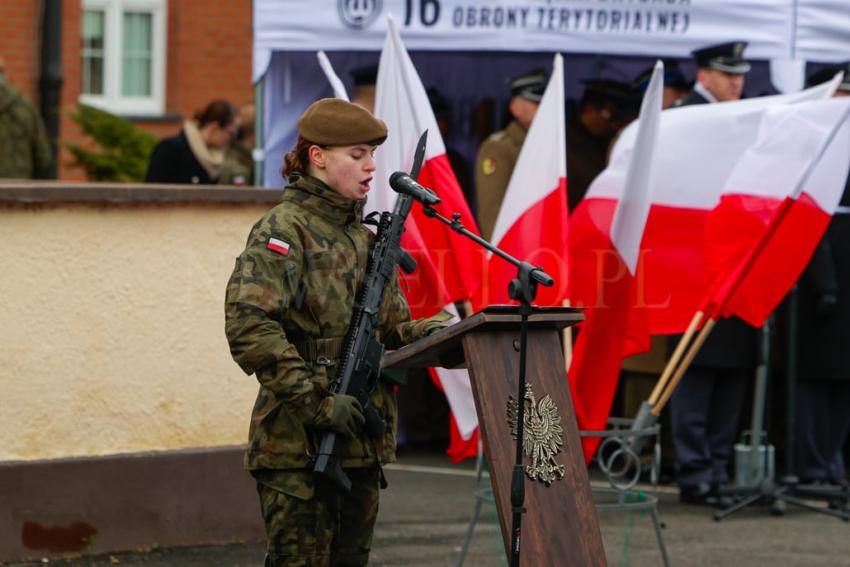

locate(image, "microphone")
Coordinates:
389 171 442 206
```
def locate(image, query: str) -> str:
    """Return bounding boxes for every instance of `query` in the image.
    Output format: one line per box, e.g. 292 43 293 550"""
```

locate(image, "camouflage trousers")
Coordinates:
255 467 381 567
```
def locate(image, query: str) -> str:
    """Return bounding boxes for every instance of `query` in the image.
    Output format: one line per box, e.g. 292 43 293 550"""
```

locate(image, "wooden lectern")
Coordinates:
383 306 606 566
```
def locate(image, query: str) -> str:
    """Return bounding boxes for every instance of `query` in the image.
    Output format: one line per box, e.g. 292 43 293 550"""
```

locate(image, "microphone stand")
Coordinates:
421 206 553 567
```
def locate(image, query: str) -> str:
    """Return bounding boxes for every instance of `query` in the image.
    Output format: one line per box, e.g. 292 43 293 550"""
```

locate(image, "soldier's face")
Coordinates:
311 144 378 201
699 69 745 102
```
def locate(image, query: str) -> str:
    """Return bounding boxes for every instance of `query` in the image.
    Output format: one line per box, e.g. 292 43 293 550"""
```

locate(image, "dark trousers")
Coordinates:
795 381 850 483
671 366 748 487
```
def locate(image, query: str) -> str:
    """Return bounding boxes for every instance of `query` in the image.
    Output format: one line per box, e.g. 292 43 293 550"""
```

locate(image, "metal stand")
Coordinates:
457 418 671 567
582 418 671 567
714 310 850 521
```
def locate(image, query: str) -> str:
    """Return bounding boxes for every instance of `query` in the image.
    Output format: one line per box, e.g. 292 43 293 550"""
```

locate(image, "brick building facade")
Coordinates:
0 0 253 180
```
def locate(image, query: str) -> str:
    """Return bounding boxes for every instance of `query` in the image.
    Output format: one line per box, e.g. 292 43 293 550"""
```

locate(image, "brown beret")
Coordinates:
297 98 388 146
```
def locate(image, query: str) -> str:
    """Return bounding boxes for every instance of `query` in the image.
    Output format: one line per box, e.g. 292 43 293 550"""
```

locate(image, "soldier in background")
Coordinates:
219 102 256 186
792 63 850 494
225 98 449 566
669 41 757 507
474 69 546 240
350 64 378 114
632 60 692 109
566 78 633 211
0 55 53 179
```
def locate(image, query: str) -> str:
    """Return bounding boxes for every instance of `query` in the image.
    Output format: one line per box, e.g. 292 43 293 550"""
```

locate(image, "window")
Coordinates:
80 0 166 115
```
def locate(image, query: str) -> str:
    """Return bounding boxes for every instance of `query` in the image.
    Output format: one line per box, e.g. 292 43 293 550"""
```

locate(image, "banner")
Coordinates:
254 0 849 80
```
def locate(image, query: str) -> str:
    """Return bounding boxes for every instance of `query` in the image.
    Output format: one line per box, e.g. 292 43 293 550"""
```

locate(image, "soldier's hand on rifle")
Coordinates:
325 394 365 438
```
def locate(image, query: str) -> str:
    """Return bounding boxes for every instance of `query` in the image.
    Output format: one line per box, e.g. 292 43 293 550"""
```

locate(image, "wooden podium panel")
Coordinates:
384 307 606 566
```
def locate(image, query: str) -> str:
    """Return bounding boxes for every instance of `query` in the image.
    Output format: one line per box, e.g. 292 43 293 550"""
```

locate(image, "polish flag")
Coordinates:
485 54 569 307
704 98 850 326
572 78 845 345
567 62 664 462
372 17 482 459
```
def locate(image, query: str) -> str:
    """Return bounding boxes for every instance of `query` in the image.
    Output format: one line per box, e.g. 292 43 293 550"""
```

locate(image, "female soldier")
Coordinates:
225 98 448 566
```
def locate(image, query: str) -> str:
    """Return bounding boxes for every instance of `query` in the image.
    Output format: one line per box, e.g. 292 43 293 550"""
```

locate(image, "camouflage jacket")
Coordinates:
0 82 53 179
218 142 253 186
225 174 447 476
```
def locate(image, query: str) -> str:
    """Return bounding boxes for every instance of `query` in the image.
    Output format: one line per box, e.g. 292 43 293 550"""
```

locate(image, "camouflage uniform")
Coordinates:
225 173 448 566
474 120 527 240
219 141 254 186
0 82 53 179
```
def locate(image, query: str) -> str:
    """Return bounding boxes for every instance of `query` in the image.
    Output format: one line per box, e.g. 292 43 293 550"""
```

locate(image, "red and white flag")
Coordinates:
704 98 850 325
484 54 569 307
567 61 664 461
372 17 483 459
571 77 848 348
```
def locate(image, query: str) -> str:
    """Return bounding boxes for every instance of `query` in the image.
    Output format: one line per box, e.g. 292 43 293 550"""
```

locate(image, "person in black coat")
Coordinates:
793 63 850 488
669 41 759 507
145 100 240 184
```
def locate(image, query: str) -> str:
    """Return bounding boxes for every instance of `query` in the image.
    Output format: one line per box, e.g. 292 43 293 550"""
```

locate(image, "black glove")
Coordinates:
326 394 365 438
815 292 838 322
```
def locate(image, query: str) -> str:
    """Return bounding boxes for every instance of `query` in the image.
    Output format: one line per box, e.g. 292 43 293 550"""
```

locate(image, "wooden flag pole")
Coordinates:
652 316 718 415
647 310 704 406
562 299 573 372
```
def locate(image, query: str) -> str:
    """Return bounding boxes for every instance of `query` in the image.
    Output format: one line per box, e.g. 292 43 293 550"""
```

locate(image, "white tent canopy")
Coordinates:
252 0 850 185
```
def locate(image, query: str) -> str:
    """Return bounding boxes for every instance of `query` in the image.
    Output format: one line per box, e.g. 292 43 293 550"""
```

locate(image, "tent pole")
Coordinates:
254 77 265 186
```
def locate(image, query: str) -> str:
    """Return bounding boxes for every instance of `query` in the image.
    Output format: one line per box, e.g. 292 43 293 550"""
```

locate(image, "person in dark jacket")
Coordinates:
793 63 850 491
566 78 633 211
145 100 240 184
669 41 759 507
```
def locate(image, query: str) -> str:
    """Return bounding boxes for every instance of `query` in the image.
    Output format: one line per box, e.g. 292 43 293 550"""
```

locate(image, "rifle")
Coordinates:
313 132 428 492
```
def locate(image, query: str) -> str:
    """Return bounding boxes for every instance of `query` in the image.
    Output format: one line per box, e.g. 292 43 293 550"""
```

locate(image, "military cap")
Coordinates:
692 41 751 74
350 64 379 87
581 78 633 102
632 60 692 92
580 78 637 120
806 62 850 92
297 98 388 146
508 69 548 102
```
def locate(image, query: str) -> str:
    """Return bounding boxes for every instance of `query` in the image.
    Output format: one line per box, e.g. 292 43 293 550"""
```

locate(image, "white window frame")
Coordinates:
80 0 167 116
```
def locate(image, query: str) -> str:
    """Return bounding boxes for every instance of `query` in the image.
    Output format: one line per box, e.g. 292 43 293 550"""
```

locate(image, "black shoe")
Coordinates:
679 483 734 509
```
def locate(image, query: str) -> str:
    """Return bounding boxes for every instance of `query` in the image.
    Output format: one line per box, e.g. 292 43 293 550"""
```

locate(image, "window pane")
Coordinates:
122 12 152 97
81 10 105 95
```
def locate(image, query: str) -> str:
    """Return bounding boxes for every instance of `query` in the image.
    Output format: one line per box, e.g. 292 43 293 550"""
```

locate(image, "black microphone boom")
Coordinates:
389 171 442 206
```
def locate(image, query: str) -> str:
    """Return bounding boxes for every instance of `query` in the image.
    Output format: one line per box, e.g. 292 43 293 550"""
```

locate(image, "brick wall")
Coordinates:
0 0 41 103
1 0 254 180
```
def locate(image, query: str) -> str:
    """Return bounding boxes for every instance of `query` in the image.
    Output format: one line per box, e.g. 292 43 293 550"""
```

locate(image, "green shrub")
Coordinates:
65 104 157 182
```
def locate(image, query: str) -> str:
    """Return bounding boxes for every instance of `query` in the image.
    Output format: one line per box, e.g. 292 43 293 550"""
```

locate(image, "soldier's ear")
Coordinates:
308 145 326 169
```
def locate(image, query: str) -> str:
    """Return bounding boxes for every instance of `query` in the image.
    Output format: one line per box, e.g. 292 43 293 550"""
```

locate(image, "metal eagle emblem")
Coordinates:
507 383 566 485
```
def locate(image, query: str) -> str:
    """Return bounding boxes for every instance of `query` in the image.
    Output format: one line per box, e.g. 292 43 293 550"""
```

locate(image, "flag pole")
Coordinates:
647 310 703 407
652 316 718 414
562 299 573 371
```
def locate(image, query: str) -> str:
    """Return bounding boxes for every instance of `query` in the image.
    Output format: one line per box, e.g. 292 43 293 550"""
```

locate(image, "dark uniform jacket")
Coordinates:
145 130 214 184
673 90 711 108
225 175 445 477
566 105 612 211
672 88 758 369
795 174 850 381
475 120 527 240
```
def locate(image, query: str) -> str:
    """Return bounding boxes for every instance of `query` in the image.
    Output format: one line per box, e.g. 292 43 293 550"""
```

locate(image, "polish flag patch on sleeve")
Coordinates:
266 236 291 255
